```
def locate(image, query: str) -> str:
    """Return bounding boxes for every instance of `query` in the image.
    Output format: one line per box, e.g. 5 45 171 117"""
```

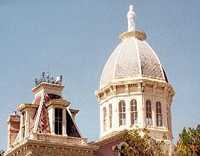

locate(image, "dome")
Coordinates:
99 5 168 89
100 34 168 88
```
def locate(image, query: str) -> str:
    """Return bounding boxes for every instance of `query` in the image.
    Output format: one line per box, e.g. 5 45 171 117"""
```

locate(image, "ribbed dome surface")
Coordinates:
100 36 167 88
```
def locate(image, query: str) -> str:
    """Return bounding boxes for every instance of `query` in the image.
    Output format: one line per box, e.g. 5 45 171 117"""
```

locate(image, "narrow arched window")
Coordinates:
156 102 163 127
130 99 137 125
103 107 107 131
146 100 152 126
109 104 112 128
119 100 126 126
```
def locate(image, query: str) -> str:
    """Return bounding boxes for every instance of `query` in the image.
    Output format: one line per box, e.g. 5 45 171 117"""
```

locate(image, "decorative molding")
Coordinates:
17 104 38 112
46 99 70 108
32 82 64 94
119 31 147 41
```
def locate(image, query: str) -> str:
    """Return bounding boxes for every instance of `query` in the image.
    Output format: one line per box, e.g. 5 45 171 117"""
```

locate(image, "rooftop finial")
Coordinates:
127 5 136 32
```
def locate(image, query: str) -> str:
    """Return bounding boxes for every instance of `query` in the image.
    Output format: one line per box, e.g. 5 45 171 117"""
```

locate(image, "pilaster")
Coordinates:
126 98 131 127
63 109 67 136
48 108 55 134
152 100 156 128
25 110 30 138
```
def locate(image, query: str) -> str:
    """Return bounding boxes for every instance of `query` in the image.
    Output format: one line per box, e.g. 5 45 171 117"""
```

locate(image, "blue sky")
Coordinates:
0 0 199 149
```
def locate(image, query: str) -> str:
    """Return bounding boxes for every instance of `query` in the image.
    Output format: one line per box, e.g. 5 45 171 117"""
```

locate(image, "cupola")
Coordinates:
99 5 168 89
96 5 174 143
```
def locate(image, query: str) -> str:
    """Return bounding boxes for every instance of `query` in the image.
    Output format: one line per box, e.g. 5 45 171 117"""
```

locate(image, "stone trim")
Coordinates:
46 99 70 108
5 138 98 156
32 82 64 94
96 79 174 103
17 104 38 112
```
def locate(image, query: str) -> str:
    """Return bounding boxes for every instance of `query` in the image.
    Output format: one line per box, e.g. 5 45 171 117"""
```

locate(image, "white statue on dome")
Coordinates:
127 5 136 32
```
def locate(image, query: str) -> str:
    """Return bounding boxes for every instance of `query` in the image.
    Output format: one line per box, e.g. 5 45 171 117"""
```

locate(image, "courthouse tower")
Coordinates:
96 5 175 142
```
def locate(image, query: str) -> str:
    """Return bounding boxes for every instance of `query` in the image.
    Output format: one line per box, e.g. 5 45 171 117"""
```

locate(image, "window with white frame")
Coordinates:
109 104 112 128
146 100 152 126
103 107 107 131
130 99 137 125
156 101 163 127
119 100 126 126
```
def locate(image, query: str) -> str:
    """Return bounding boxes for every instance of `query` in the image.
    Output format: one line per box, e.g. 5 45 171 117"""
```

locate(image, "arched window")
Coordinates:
156 102 163 127
103 107 107 131
109 104 112 128
146 100 152 126
130 99 137 125
119 100 126 126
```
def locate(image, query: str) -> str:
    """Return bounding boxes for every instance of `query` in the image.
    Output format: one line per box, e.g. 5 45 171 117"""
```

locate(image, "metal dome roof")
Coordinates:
99 5 168 89
100 34 168 89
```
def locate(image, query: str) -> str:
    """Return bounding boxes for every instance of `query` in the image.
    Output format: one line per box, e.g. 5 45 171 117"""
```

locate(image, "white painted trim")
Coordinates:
33 93 44 133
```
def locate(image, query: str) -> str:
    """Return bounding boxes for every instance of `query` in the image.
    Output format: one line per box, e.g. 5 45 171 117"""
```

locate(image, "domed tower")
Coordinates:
96 5 175 142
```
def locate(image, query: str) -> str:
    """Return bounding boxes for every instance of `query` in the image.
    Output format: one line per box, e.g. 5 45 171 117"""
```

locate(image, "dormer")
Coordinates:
9 72 82 149
5 72 97 155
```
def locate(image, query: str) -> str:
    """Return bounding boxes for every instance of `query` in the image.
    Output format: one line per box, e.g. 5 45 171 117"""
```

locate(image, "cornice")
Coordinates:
46 99 70 108
17 103 38 112
5 137 98 156
32 82 64 94
96 77 175 103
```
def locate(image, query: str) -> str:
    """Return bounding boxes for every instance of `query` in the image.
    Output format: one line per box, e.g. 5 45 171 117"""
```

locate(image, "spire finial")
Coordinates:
127 5 136 32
